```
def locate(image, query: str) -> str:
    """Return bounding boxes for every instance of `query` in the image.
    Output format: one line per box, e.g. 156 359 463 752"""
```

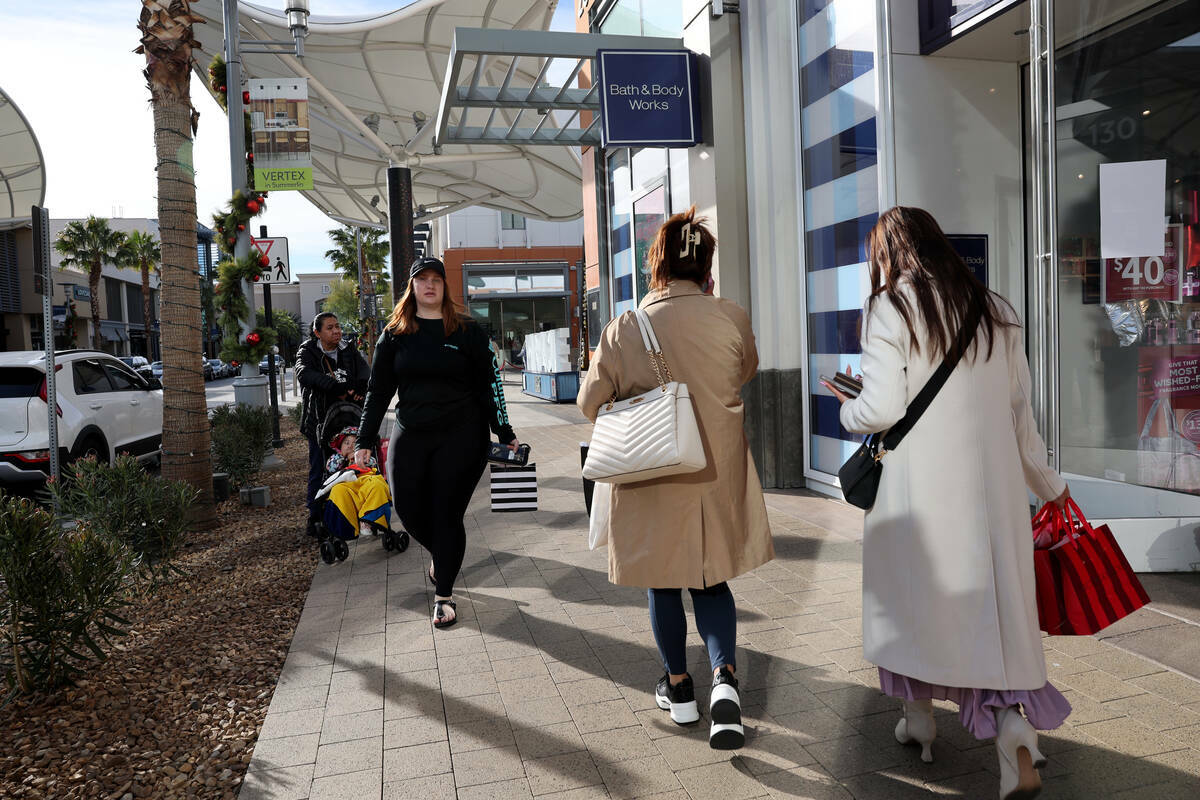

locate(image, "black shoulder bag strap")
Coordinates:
838 305 983 509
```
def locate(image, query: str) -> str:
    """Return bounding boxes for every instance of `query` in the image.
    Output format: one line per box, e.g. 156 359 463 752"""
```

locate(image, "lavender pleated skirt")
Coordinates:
878 668 1072 740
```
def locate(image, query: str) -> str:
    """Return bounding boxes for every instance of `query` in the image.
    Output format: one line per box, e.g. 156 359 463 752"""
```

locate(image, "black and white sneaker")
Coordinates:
709 667 744 749
655 673 699 725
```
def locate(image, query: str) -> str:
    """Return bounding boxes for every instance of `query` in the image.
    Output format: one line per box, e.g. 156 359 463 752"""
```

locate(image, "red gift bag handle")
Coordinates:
1032 502 1069 548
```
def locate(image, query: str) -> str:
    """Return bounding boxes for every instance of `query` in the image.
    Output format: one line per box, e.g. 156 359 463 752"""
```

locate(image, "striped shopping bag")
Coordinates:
1032 500 1150 635
490 463 538 512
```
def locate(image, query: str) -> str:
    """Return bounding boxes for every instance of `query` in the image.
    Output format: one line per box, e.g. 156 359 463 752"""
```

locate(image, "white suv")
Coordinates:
0 350 164 485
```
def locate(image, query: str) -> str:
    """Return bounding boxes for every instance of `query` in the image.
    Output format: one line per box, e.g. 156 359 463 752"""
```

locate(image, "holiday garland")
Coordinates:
213 190 277 366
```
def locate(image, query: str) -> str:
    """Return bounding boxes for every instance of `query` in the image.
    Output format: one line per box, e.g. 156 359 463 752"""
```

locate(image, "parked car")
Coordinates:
202 358 214 382
120 355 149 371
0 350 164 485
208 359 231 379
150 361 164 380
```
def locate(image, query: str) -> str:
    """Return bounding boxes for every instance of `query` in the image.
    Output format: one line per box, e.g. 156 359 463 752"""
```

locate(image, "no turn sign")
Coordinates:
250 237 291 283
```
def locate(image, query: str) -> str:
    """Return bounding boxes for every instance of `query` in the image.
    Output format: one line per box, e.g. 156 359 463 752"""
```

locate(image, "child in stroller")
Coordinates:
312 401 409 564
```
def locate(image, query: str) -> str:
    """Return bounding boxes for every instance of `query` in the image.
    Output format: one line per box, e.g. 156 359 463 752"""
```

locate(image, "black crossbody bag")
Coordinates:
838 308 982 510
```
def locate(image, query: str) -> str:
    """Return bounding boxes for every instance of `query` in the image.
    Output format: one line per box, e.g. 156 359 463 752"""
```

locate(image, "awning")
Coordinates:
190 1 586 228
100 322 128 342
435 28 684 148
0 84 46 220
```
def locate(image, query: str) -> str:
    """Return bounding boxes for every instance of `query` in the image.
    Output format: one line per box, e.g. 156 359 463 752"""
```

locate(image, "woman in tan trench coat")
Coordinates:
578 208 772 750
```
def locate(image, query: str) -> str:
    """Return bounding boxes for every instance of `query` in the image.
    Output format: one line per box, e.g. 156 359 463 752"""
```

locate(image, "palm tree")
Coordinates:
119 230 161 358
137 0 215 528
54 217 128 350
325 226 391 357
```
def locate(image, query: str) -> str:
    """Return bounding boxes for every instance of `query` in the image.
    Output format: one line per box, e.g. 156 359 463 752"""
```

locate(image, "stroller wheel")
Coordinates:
382 531 396 552
397 531 410 552
334 539 350 561
319 540 336 565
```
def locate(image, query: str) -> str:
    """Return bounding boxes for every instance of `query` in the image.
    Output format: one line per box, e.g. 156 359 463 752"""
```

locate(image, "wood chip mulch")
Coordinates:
1 418 320 799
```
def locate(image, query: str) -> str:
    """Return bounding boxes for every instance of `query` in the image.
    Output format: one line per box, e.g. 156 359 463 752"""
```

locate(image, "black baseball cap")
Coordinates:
410 256 446 282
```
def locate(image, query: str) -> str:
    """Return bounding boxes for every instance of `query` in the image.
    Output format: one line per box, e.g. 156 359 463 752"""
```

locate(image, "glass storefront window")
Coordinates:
797 0 881 478
465 273 517 296
597 0 681 38
516 270 567 293
633 186 667 301
1055 0 1200 505
608 150 636 315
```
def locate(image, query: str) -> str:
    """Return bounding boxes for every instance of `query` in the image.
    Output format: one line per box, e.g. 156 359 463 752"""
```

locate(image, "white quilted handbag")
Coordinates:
582 309 706 484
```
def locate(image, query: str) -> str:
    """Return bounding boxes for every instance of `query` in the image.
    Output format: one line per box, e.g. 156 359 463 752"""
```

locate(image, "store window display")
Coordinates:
1055 0 1200 500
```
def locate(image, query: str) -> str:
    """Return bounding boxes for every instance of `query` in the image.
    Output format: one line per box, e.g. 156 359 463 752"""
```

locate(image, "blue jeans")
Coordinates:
306 435 325 517
648 583 737 676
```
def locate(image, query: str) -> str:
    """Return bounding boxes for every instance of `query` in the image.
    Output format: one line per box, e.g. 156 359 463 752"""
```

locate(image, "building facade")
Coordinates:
575 0 1200 571
0 218 216 360
437 207 584 367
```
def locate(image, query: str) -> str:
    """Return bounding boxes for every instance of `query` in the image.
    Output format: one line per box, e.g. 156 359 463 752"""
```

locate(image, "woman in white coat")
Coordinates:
823 207 1070 800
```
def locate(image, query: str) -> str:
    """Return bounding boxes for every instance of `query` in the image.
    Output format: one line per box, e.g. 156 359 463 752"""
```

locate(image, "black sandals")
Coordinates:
433 599 457 629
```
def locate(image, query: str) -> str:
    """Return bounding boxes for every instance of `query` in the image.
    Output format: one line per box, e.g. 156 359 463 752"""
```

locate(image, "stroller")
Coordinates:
312 401 410 564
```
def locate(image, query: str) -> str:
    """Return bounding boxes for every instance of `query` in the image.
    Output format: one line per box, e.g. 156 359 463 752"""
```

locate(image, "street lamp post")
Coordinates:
221 0 309 408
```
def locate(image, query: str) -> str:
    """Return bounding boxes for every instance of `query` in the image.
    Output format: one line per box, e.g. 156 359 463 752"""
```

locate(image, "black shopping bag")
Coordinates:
490 463 538 512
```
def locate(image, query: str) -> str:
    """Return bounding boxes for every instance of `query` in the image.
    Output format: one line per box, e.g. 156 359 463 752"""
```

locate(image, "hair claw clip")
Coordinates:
679 222 701 259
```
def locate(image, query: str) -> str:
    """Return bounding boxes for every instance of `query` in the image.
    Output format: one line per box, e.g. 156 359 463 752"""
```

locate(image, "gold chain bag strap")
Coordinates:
582 309 707 484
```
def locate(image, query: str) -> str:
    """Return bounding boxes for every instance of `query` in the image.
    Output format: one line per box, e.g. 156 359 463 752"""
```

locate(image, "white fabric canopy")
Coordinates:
190 0 583 227
0 84 46 221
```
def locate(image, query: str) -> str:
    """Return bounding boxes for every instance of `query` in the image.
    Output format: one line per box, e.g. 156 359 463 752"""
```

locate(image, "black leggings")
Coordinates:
387 415 487 598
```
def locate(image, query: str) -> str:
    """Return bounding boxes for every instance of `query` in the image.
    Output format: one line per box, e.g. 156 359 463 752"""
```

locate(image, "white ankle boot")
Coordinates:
894 698 936 763
996 706 1046 800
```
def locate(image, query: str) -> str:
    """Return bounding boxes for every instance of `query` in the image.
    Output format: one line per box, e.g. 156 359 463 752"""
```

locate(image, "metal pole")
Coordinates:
261 225 283 447
387 164 415 304
355 225 365 323
34 206 59 499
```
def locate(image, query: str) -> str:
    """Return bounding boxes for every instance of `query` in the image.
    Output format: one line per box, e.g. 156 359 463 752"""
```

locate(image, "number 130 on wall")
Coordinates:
1101 224 1184 304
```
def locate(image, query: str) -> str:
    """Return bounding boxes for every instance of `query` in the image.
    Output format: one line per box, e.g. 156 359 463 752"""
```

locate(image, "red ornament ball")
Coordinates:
252 273 261 282
246 152 254 162
246 200 260 214
231 360 239 368
259 254 270 267
246 332 261 345
227 237 236 245
219 85 226 93
237 224 245 231
242 90 250 104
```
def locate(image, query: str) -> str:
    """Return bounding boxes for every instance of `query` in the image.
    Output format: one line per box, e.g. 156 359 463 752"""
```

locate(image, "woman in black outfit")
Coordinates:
355 257 520 628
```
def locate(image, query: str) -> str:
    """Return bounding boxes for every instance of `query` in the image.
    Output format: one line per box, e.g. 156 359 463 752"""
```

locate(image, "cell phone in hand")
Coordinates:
820 373 862 398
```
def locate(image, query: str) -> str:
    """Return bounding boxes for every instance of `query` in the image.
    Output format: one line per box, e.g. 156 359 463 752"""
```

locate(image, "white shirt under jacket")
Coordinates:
839 290 1066 690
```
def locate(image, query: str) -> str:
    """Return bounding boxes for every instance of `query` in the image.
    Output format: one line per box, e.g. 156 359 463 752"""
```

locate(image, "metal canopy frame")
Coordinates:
435 28 685 148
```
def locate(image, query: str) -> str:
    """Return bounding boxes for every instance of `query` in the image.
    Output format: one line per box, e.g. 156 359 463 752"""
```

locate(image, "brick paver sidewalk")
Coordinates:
240 386 1200 800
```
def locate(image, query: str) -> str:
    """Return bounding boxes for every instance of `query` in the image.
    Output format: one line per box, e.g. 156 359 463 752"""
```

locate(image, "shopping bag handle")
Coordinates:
1063 498 1095 536
1032 502 1068 548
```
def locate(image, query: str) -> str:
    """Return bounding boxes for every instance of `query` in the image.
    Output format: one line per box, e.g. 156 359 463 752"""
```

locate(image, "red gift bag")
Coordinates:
1031 500 1150 635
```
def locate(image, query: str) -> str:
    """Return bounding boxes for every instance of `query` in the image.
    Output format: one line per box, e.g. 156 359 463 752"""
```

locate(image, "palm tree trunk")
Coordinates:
141 262 152 357
142 16 215 529
89 263 102 350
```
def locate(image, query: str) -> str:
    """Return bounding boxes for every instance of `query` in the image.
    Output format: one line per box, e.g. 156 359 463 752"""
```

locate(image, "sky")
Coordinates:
0 0 576 275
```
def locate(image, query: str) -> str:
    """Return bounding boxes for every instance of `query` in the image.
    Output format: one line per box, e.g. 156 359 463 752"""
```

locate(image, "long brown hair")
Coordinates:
866 206 1013 361
386 273 465 336
647 206 716 292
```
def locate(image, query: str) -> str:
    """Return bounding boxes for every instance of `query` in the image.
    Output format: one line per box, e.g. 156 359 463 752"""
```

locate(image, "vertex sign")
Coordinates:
596 49 701 149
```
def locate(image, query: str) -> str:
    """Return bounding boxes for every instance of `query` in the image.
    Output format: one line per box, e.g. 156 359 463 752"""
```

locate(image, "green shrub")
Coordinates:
211 403 273 489
287 400 303 428
49 454 196 577
0 494 135 696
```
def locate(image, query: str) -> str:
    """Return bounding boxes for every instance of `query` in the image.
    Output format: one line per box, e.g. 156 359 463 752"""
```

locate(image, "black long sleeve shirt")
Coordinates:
357 316 515 450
